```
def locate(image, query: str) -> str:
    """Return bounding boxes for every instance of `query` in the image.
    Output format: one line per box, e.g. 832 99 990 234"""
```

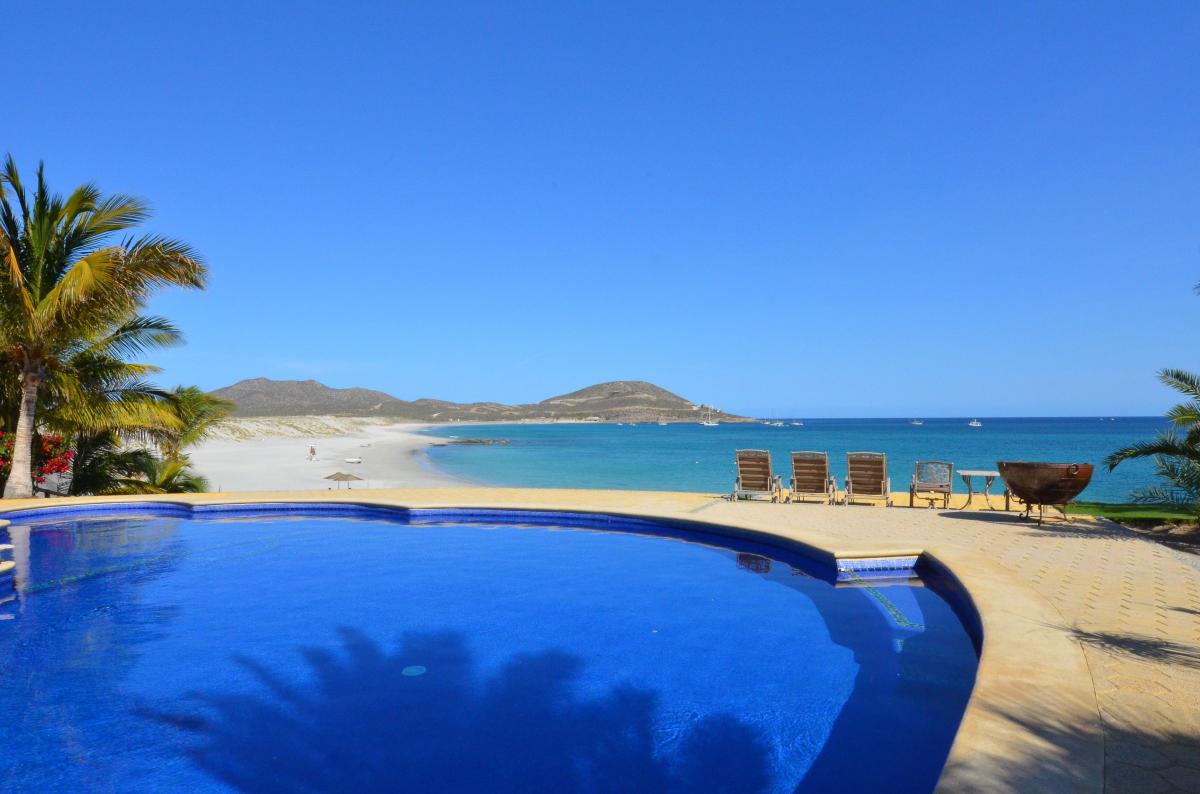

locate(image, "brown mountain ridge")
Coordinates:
210 378 751 423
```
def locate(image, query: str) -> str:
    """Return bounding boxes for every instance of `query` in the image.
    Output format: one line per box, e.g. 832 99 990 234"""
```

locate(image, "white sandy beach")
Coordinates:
190 418 459 492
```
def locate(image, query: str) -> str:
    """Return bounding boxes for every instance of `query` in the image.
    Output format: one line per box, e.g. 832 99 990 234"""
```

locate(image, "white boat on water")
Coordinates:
791 421 803 426
968 419 982 428
658 421 668 426
344 457 363 464
699 407 719 426
911 419 924 426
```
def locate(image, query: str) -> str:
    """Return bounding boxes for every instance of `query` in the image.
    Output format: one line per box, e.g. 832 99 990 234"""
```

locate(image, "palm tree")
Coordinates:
9 329 185 495
0 156 206 498
157 386 233 460
66 432 158 496
106 455 209 495
1105 368 1200 510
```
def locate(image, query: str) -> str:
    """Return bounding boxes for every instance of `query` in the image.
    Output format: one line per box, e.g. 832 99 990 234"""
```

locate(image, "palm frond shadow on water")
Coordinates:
141 629 774 793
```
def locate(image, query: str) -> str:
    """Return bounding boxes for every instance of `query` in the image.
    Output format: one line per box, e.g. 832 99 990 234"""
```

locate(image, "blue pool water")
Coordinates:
0 506 977 793
424 417 1167 502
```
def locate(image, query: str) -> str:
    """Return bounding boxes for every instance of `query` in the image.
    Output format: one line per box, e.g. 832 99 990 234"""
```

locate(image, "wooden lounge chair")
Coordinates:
844 452 891 506
788 451 836 504
732 449 782 502
910 460 954 508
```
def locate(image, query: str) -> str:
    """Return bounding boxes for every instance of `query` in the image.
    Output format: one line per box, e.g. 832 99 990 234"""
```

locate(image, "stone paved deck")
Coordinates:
2 488 1198 793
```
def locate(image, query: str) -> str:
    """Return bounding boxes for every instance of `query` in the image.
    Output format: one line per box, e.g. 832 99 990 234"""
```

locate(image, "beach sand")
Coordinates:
192 417 1024 510
190 419 458 492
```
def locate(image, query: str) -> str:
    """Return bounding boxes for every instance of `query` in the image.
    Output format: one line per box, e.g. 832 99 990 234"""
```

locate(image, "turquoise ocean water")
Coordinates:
423 418 1169 503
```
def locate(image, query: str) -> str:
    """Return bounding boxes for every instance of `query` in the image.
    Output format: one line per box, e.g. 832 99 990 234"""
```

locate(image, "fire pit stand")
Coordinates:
996 462 1094 525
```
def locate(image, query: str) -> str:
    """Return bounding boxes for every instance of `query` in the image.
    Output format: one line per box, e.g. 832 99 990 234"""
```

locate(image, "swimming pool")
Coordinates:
0 503 978 793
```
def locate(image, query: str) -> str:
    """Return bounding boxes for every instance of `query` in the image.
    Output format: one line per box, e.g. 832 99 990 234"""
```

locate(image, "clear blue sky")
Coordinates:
7 2 1199 416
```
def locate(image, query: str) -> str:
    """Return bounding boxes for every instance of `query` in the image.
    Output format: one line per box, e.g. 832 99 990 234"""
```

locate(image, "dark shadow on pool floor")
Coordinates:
141 629 774 793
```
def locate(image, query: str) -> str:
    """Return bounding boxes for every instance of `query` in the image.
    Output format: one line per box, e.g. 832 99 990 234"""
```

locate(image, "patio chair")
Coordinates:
732 449 782 502
845 452 891 506
788 451 837 504
910 460 954 508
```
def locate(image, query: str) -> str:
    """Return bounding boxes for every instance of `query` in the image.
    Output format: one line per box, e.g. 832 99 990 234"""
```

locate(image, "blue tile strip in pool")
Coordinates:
835 556 920 582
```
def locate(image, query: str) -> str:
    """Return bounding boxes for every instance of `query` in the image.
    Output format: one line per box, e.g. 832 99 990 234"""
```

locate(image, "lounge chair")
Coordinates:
732 449 782 502
844 452 891 506
910 460 954 508
788 451 837 504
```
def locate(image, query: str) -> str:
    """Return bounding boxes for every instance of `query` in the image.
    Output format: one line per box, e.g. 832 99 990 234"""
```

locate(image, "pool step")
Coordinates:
835 555 920 583
0 560 14 619
0 544 14 607
0 591 14 620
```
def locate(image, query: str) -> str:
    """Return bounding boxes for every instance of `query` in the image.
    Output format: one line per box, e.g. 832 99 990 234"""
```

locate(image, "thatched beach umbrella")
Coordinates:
324 472 363 489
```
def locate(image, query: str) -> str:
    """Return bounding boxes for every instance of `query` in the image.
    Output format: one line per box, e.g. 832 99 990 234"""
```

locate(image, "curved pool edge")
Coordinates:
0 488 1104 793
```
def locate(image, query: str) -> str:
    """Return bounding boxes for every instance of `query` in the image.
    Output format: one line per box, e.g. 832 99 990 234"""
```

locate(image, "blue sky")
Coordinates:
7 2 1199 416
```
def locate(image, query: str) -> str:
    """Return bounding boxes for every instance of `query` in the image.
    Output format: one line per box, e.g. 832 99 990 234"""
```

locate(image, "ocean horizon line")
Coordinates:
421 415 1164 424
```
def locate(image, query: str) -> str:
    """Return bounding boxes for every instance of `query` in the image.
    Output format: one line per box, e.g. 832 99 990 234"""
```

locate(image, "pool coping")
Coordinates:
0 489 1106 793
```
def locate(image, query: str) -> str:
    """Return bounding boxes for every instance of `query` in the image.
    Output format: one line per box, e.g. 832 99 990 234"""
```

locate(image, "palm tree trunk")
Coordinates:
2 368 41 500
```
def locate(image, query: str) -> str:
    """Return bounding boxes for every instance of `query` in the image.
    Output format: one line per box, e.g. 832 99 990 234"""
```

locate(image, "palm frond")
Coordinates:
1128 485 1195 507
66 432 155 496
57 183 102 226
51 194 151 279
1159 368 1200 411
82 314 182 360
46 389 180 436
1166 401 1200 427
0 235 36 335
116 234 208 291
36 247 121 319
0 155 30 226
156 385 233 457
100 455 209 495
1104 431 1200 470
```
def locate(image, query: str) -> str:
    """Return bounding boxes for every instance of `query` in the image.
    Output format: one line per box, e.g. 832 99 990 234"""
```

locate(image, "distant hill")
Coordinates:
210 378 750 423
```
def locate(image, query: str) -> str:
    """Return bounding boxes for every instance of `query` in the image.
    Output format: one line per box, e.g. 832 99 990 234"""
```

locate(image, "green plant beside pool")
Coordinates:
1067 502 1197 525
